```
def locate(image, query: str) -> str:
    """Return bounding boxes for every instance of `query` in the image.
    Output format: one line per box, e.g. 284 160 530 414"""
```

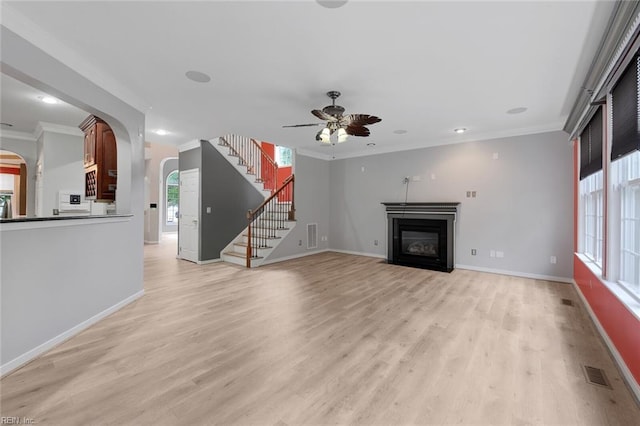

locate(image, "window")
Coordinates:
275 146 292 167
581 170 604 266
611 151 640 297
579 107 604 268
166 170 179 225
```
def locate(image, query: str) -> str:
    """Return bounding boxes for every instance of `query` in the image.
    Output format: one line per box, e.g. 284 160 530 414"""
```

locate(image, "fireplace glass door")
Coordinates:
392 218 449 271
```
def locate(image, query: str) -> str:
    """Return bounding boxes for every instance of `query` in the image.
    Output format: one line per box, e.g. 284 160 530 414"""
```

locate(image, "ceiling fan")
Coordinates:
283 91 381 144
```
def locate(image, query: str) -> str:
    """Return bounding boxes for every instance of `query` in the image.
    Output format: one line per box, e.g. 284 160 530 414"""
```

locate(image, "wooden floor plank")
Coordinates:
1 234 639 425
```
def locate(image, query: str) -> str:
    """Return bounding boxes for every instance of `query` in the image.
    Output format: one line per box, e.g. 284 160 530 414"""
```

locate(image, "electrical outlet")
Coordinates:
374 239 379 246
298 240 302 246
496 251 504 258
466 191 471 198
471 191 477 198
403 176 410 183
550 256 557 264
412 175 421 182
471 249 477 255
490 250 496 258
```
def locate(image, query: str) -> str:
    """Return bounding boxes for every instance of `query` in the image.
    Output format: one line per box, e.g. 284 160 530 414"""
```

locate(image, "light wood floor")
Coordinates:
2 235 639 425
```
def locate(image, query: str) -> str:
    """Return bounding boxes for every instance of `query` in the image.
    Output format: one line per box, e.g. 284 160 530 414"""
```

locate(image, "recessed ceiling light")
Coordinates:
454 128 467 134
393 129 408 135
39 96 59 104
155 129 169 136
185 70 212 83
367 142 376 147
507 107 528 114
316 0 348 8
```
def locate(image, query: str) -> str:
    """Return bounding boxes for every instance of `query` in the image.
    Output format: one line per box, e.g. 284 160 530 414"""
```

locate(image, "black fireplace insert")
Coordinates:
383 202 459 272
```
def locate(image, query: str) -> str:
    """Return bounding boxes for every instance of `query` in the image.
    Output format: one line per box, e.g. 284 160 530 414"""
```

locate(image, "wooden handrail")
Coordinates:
251 138 278 168
246 174 295 267
247 174 294 219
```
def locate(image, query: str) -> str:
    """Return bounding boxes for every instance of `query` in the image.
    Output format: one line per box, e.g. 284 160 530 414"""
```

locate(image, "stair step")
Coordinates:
234 242 273 249
223 251 263 260
242 234 281 239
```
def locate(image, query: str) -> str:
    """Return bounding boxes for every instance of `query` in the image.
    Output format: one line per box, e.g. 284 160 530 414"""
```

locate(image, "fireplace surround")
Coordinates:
382 202 459 272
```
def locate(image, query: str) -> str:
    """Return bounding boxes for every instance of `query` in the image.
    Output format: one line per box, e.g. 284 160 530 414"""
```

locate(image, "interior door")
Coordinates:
178 168 199 263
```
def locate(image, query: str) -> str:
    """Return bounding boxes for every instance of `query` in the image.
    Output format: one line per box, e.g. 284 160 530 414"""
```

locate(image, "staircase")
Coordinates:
211 135 296 268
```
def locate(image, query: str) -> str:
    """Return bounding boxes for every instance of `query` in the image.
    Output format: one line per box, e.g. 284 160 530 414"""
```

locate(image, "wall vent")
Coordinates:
582 365 611 389
307 223 318 249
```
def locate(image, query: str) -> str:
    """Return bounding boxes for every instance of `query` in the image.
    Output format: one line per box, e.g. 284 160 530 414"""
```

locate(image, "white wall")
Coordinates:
38 128 84 216
0 25 145 374
328 131 574 281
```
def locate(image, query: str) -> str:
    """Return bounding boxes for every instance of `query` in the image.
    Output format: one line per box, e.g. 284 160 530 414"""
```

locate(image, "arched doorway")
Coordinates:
165 169 179 229
0 150 27 218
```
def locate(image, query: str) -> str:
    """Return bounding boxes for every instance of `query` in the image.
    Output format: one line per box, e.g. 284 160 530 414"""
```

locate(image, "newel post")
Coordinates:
246 209 253 268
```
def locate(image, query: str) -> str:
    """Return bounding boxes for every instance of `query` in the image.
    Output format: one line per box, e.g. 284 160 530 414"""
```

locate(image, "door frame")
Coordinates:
178 168 199 263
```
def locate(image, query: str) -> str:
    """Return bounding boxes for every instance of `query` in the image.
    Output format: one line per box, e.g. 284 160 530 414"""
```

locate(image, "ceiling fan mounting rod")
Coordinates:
327 90 341 105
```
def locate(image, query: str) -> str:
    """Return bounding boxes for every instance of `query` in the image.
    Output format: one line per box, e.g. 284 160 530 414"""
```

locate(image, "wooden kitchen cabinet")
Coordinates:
79 115 117 201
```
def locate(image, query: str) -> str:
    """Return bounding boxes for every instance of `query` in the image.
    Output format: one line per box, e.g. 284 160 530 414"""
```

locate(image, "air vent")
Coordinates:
307 223 318 249
561 298 574 306
582 365 611 389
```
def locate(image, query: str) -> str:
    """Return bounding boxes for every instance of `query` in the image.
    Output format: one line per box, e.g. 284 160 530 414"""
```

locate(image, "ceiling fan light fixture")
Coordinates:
337 128 348 143
319 127 331 144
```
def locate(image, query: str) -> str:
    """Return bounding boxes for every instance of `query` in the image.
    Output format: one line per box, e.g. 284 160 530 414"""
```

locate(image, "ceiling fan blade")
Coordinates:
341 114 382 127
311 109 337 121
346 125 371 137
283 123 323 128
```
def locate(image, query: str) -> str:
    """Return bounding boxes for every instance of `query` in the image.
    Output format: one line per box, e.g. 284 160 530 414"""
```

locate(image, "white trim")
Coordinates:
571 280 640 405
329 249 387 260
0 290 145 377
575 253 640 323
197 258 222 265
261 249 331 265
455 264 573 284
34 121 83 140
0 129 37 142
178 139 201 152
144 240 159 245
295 149 333 161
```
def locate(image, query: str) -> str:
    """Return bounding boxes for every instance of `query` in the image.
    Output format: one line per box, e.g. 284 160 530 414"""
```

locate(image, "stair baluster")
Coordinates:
246 175 295 267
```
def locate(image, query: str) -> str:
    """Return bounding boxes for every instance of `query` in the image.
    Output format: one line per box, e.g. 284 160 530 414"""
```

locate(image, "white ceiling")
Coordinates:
1 1 614 159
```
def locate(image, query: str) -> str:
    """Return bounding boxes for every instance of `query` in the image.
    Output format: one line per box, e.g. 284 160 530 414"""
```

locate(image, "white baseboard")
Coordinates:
329 249 387 259
198 258 221 265
261 249 330 265
0 290 144 377
455 264 573 283
571 281 640 404
144 240 159 245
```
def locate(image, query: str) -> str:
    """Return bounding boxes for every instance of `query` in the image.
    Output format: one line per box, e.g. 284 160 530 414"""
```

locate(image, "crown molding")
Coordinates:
34 122 83 140
0 129 37 142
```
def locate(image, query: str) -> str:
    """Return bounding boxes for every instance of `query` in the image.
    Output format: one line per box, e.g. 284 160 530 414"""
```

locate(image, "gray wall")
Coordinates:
200 141 264 261
329 131 574 280
179 141 264 262
1 26 145 372
268 153 331 260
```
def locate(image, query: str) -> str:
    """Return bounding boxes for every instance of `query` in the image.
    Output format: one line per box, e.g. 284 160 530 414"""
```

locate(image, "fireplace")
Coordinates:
382 202 459 272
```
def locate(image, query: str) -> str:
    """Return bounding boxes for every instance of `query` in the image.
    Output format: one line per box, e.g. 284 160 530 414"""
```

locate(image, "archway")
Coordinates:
0 150 27 218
